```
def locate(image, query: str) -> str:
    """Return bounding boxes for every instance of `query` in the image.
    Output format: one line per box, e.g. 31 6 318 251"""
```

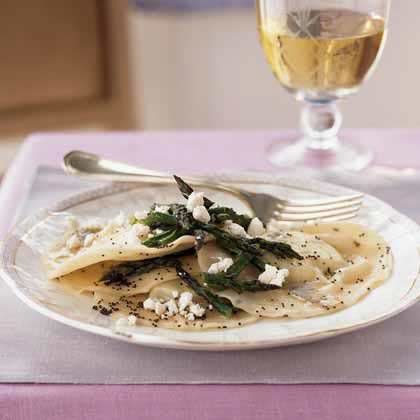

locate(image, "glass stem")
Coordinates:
300 101 343 151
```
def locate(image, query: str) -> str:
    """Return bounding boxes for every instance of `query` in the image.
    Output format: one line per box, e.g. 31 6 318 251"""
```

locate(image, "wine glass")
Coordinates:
257 0 390 170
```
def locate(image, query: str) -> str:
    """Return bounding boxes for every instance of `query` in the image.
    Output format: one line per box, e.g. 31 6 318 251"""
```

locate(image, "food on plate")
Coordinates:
45 176 393 331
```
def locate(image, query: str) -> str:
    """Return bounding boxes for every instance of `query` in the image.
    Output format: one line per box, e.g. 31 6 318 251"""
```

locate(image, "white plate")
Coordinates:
1 173 420 351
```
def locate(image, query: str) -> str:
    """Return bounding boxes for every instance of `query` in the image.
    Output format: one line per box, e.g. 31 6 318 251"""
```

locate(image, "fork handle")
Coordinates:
62 150 245 200
64 151 208 185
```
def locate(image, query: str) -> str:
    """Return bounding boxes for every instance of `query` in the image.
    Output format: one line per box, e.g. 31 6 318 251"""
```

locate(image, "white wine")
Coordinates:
258 8 386 99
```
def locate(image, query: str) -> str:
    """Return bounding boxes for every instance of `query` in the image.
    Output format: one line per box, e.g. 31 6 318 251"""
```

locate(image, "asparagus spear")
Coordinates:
249 238 303 260
208 207 252 229
100 249 196 286
199 224 266 271
204 273 280 293
173 175 214 208
100 251 234 317
139 212 178 228
203 253 279 293
142 227 185 248
174 263 234 317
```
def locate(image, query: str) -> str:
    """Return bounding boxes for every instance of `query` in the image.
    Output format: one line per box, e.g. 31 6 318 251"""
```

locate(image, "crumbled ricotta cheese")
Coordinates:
258 265 277 284
186 192 205 212
81 220 104 232
114 211 127 227
143 297 157 311
142 292 206 321
115 315 137 329
166 299 179 317
63 217 105 252
83 233 96 248
178 292 193 311
115 317 128 328
66 234 82 251
270 270 289 287
247 217 266 237
172 290 179 298
186 313 196 321
154 205 170 214
134 210 148 220
223 220 249 238
129 223 151 240
192 206 211 223
189 303 206 317
258 264 289 287
185 191 210 223
67 216 80 231
101 212 127 234
154 301 167 316
208 257 234 274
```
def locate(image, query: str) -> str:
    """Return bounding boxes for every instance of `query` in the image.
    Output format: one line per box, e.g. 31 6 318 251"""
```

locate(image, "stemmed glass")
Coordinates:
257 0 391 170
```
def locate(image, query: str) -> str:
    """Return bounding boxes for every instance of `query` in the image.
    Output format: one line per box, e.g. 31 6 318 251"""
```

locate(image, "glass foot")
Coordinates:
267 137 373 171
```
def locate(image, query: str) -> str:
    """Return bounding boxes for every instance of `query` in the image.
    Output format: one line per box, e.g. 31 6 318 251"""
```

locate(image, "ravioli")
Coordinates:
45 179 393 331
191 222 392 319
46 220 196 279
94 283 257 331
56 255 200 297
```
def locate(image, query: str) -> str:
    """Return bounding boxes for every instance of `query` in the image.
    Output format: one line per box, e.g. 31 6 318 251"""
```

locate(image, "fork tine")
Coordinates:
273 211 359 223
278 198 363 214
277 201 363 214
279 194 364 208
273 205 361 222
315 212 359 222
282 204 361 217
272 212 359 224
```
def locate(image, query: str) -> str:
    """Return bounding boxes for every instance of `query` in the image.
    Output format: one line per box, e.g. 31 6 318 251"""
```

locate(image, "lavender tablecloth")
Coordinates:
1 130 420 419
3 384 420 420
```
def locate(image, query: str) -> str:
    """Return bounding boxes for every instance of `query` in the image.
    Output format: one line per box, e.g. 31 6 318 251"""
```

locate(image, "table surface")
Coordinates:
1 130 420 420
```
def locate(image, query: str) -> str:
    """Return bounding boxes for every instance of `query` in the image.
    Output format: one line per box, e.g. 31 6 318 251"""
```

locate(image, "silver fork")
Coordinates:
63 151 363 224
